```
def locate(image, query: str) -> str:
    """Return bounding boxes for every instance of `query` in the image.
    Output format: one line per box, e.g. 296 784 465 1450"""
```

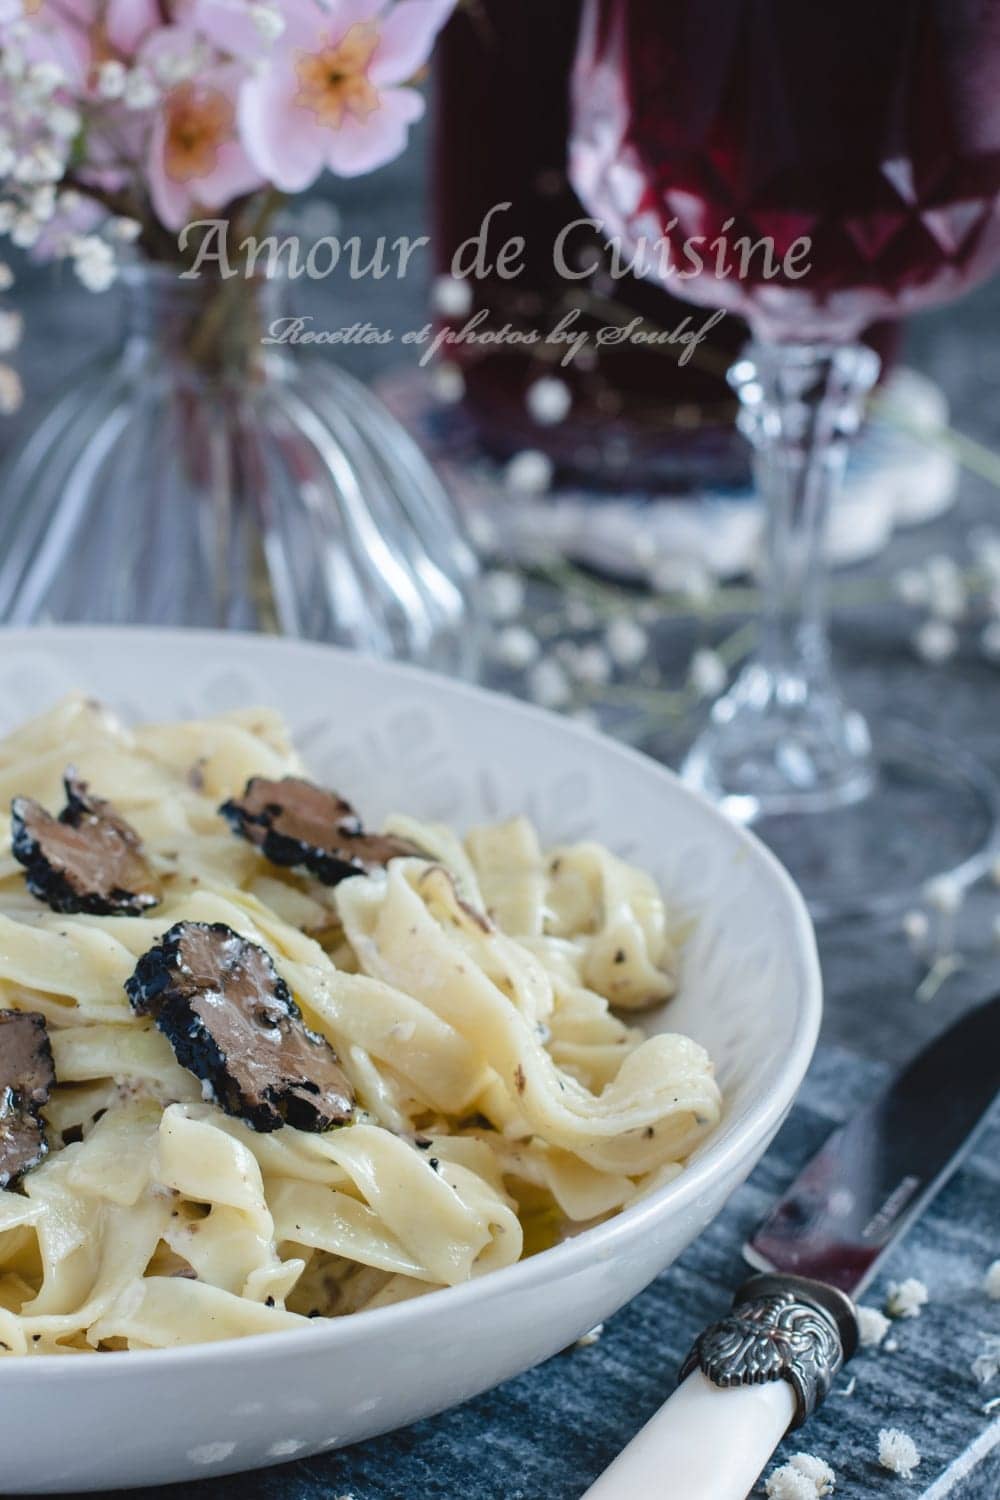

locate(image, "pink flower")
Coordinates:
146 53 264 231
100 0 162 56
232 0 456 191
184 0 278 61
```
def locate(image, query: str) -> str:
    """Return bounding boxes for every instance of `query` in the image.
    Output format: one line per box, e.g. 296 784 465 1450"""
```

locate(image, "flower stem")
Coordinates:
186 189 285 373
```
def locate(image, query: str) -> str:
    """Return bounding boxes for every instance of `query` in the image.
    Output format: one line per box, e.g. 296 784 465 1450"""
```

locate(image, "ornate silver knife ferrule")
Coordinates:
680 1272 859 1429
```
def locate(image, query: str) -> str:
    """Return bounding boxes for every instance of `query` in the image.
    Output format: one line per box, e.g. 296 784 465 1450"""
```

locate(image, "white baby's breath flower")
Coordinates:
491 625 539 671
982 1260 1000 1300
19 143 64 184
0 204 15 234
0 260 13 290
885 1277 929 1319
10 211 40 248
527 659 572 710
857 1305 891 1349
505 449 553 495
26 58 65 95
430 361 465 405
0 309 22 354
893 568 929 607
48 104 82 139
96 59 127 99
151 41 209 86
921 553 965 623
432 273 473 319
913 618 958 664
122 67 160 110
481 569 525 622
109 216 142 243
648 554 715 605
0 142 14 178
689 647 727 699
29 184 55 221
526 376 572 427
11 155 37 186
75 257 117 292
249 2 285 40
923 875 963 917
877 1428 921 1479
72 236 117 292
605 616 648 669
565 643 611 687
901 909 929 951
0 361 23 415
971 1333 1000 1386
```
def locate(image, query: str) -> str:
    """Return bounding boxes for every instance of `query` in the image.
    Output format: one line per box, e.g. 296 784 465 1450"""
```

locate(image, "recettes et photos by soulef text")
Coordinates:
0 698 720 1356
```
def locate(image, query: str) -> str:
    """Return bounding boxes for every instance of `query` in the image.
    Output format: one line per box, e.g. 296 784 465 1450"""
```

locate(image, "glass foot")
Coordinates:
681 664 877 822
698 726 1000 925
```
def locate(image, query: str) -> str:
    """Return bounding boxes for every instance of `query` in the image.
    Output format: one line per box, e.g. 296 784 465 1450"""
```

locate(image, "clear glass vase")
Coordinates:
0 265 479 674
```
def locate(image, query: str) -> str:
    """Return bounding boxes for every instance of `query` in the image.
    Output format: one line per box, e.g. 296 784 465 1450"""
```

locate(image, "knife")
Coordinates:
581 993 1000 1500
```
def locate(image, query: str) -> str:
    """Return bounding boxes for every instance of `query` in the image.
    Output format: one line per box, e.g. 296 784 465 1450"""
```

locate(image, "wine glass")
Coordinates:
570 0 1000 920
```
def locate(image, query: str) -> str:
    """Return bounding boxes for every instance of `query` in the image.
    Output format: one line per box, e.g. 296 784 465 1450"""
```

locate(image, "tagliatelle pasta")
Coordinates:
0 697 721 1356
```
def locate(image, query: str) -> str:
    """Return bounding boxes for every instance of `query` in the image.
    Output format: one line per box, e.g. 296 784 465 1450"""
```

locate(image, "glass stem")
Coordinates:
682 340 882 820
733 341 881 697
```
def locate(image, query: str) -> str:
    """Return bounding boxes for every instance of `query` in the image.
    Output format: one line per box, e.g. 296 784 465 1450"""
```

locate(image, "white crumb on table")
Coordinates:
885 1278 929 1319
983 1259 1000 1300
858 1305 892 1348
878 1427 922 1478
791 1453 835 1493
764 1454 835 1498
575 1322 604 1348
764 1467 818 1500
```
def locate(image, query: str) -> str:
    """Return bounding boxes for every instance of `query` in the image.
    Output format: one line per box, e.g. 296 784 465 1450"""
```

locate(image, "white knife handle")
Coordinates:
582 1274 858 1500
582 1370 795 1500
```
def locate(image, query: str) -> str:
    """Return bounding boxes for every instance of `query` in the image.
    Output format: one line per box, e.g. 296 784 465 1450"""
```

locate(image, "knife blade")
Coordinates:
744 991 1000 1294
581 994 1000 1500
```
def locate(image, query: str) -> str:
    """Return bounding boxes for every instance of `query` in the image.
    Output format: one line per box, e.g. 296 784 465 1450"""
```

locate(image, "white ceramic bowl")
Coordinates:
0 627 821 1493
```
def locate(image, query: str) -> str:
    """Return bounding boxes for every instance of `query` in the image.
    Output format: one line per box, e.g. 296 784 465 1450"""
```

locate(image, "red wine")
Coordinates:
433 0 750 488
572 0 1000 339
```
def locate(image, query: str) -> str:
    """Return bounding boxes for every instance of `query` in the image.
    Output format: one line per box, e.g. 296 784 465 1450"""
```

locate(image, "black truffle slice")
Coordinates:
219 776 420 887
125 921 355 1133
0 1010 56 1189
11 771 162 916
